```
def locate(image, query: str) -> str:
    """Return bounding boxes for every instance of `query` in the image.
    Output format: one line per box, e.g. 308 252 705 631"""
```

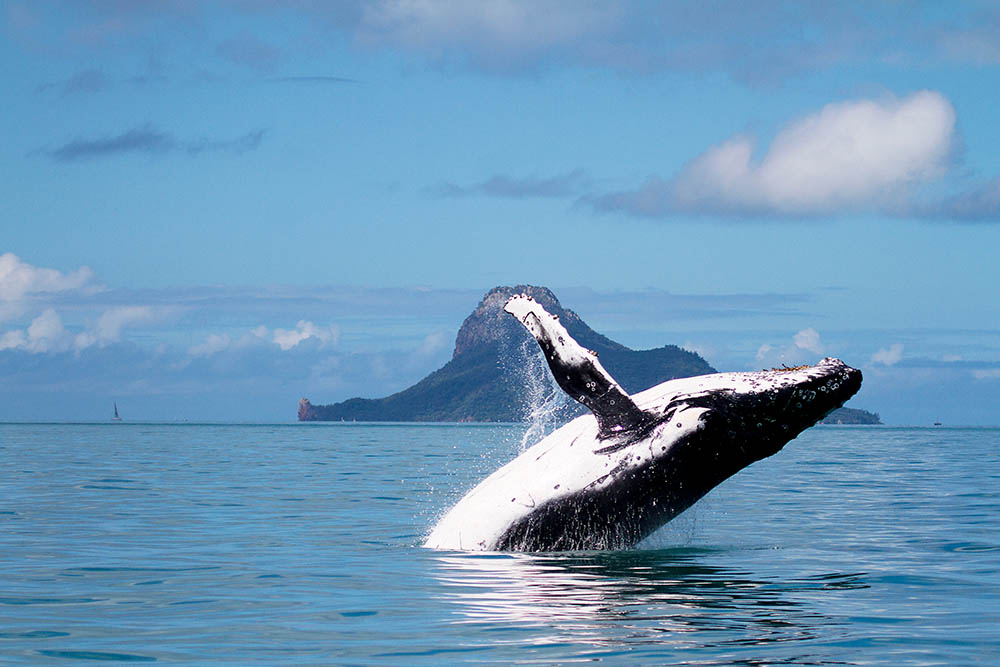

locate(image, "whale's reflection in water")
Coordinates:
432 548 868 658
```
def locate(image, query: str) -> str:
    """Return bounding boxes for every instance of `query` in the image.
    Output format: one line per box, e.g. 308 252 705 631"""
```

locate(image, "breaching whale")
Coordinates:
425 294 862 552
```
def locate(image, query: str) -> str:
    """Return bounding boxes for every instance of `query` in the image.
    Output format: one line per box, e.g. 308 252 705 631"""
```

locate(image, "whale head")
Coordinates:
630 357 864 466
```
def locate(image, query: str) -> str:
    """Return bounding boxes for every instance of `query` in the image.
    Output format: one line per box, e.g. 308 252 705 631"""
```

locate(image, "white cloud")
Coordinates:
357 0 618 66
0 253 95 302
972 368 1000 380
682 340 715 362
73 306 162 350
415 330 446 357
870 343 904 366
0 329 26 350
255 320 340 351
754 328 827 368
402 330 449 370
598 91 957 217
27 309 71 351
0 308 74 353
95 306 158 341
754 343 773 362
189 333 231 358
793 327 824 355
0 253 98 321
678 90 955 213
1 303 172 354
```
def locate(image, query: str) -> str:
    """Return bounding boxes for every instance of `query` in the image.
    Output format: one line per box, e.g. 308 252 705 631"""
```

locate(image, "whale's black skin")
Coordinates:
424 294 863 552
492 366 861 551
514 308 653 437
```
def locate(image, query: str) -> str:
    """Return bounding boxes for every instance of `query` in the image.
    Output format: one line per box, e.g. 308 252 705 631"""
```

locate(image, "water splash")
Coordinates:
513 338 571 451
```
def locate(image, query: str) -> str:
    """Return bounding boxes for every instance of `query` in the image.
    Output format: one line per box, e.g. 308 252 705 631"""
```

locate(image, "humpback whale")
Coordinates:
425 294 862 552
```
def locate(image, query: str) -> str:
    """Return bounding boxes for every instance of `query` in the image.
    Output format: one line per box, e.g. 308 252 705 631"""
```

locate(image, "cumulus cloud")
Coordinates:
2 302 172 354
415 331 446 357
871 343 904 366
0 252 96 304
0 253 99 324
189 333 232 358
103 306 159 342
0 329 25 351
42 125 265 161
595 91 957 218
681 340 716 364
755 328 827 368
0 309 73 353
254 320 340 351
793 328 824 355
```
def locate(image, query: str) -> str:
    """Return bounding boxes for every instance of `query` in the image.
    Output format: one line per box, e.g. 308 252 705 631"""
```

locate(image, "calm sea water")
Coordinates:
1 422 998 664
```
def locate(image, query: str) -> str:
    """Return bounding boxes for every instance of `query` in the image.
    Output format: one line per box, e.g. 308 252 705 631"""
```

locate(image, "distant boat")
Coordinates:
934 420 942 426
112 402 122 422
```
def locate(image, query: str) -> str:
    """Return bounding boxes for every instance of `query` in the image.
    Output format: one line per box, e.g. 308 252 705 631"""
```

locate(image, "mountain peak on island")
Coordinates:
299 285 716 423
452 284 621 358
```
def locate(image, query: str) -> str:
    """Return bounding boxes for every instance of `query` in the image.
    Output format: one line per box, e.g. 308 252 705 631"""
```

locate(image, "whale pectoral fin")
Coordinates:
504 294 652 438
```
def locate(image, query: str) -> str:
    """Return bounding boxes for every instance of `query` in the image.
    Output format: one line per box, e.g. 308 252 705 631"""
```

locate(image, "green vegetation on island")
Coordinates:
819 407 882 425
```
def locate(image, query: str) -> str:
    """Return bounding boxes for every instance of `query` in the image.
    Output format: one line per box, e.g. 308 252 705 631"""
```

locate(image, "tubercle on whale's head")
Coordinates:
695 358 863 463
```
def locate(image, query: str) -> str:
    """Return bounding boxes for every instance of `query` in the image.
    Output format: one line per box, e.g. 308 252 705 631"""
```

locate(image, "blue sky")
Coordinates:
2 1 999 424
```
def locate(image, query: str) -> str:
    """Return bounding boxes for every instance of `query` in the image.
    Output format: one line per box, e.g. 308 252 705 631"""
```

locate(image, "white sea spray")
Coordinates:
513 337 570 452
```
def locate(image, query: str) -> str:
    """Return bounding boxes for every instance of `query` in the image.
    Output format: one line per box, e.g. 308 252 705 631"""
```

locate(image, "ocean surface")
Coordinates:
1 422 998 665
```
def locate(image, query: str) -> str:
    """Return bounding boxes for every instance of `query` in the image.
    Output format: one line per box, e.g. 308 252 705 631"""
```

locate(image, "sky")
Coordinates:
2 1 999 425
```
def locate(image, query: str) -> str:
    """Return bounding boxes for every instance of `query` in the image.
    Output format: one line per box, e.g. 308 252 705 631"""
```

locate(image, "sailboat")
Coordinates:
112 402 122 422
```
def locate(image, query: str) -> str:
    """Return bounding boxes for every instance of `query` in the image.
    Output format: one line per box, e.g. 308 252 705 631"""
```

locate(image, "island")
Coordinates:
819 407 882 424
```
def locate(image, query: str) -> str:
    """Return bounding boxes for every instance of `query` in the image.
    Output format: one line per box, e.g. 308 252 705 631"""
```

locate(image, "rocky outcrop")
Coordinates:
299 285 716 422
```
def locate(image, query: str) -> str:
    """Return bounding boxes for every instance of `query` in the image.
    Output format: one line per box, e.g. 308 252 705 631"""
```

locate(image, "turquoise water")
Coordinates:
1 423 998 664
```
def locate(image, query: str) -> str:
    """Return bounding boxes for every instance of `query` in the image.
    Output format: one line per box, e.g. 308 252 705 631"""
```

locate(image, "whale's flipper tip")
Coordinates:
504 294 652 438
